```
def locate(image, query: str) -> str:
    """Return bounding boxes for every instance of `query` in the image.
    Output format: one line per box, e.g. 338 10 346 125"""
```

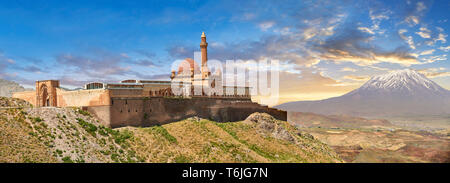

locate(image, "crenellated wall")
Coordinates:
85 97 287 128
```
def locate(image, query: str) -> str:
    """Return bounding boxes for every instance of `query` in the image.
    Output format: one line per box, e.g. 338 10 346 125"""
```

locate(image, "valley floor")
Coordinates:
288 112 450 163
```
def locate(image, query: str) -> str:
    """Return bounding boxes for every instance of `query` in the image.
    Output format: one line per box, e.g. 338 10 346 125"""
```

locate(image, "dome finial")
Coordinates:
201 32 206 38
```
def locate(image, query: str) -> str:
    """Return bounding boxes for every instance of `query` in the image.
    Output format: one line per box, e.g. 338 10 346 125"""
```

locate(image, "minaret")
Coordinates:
200 32 209 78
200 32 208 66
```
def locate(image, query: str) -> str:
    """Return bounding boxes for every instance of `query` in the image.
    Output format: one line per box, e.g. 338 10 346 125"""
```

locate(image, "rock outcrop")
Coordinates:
244 113 297 143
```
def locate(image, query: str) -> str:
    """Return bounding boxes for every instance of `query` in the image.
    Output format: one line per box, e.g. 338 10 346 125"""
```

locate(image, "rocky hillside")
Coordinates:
0 79 28 97
0 97 342 163
0 97 33 108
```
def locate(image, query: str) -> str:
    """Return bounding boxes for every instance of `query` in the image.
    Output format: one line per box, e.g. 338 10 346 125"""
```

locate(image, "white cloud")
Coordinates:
439 46 450 52
358 27 375 34
340 67 357 72
370 10 389 21
209 42 225 48
362 9 390 35
426 33 448 45
343 75 371 81
416 2 426 12
417 68 450 78
405 16 419 25
398 29 416 49
302 27 317 40
416 31 430 38
6 59 15 64
415 27 431 38
421 54 447 63
419 49 435 55
120 53 129 58
243 13 255 20
436 33 447 43
259 21 275 31
275 27 291 35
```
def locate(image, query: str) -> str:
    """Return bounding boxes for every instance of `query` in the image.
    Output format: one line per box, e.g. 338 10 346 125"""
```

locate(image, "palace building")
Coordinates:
13 32 286 128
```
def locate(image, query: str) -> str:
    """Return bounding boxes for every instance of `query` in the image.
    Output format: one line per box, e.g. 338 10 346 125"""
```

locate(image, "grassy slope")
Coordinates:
0 109 57 162
0 107 141 163
0 97 342 163
124 117 342 163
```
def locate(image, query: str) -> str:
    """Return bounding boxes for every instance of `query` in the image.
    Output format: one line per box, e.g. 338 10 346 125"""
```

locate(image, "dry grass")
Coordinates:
124 118 342 163
0 109 57 162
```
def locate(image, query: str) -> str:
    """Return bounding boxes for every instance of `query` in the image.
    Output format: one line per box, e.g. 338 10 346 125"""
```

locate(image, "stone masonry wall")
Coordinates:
57 88 111 107
86 97 286 128
12 91 36 106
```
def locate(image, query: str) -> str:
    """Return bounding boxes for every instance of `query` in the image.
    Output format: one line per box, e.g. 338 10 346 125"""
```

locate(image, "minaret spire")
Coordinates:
200 32 208 78
200 32 208 66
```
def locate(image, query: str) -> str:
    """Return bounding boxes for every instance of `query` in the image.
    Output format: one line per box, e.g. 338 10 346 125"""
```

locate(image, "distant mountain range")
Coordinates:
276 69 450 118
0 79 30 97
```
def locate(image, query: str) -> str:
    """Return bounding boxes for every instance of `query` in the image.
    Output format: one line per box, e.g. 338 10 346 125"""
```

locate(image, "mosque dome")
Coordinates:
177 58 200 74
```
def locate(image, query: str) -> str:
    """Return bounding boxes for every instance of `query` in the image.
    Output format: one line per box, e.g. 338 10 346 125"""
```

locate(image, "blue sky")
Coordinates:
0 0 449 103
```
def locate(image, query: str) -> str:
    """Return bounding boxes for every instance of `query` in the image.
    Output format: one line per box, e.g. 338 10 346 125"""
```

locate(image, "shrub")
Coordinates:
77 109 91 116
98 126 108 136
28 132 37 137
76 118 97 136
151 125 177 144
33 117 43 123
113 129 133 144
111 153 120 162
55 149 63 156
62 156 73 163
174 155 190 163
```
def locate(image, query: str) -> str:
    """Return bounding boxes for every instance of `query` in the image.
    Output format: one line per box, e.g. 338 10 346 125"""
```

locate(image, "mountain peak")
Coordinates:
355 69 447 94
276 68 450 117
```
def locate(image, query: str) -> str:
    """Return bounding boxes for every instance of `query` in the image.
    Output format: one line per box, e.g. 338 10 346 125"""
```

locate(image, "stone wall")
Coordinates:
13 88 112 107
83 105 112 127
109 88 145 98
12 91 36 106
57 88 111 107
86 97 286 128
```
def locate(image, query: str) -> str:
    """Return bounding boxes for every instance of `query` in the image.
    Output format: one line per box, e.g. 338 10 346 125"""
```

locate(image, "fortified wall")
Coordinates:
85 97 286 128
13 83 286 128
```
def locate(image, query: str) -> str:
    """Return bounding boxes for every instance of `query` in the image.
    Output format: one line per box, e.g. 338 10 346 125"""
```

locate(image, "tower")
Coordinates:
200 32 208 66
200 32 209 78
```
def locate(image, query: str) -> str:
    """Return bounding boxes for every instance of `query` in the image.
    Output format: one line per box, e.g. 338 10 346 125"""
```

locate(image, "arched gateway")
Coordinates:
36 80 59 107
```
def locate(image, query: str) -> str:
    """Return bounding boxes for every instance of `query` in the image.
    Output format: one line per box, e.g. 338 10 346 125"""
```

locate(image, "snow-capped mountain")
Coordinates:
350 69 449 97
276 69 450 118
